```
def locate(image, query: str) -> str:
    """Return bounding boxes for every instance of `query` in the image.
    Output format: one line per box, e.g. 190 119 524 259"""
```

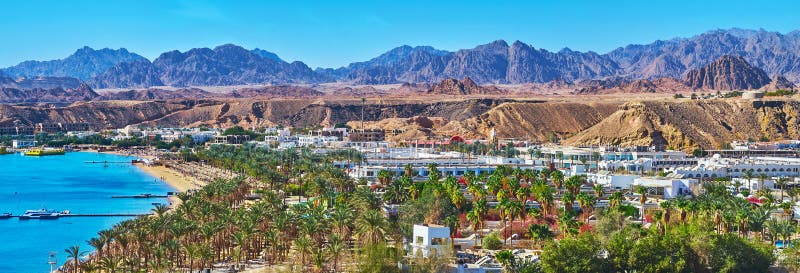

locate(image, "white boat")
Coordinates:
18 209 68 220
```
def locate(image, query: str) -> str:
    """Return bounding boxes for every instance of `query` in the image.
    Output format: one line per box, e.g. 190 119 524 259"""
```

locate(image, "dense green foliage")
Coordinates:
537 182 791 273
221 126 261 140
58 142 800 273
764 89 797 97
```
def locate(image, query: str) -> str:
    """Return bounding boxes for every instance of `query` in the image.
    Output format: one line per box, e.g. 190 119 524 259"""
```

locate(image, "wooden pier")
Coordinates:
63 213 152 217
111 194 168 198
5 213 152 219
84 161 133 164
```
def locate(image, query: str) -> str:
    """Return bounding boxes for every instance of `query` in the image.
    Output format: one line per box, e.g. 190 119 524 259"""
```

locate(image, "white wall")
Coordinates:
411 224 450 257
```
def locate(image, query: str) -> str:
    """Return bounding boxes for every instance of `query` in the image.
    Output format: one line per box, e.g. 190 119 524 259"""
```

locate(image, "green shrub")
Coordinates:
483 232 503 250
764 89 796 97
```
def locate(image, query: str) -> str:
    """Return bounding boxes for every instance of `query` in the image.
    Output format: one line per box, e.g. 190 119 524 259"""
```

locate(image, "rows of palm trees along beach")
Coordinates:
60 144 800 273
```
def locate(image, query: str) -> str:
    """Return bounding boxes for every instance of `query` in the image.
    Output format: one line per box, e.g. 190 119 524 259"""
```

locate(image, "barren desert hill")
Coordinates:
2 95 799 151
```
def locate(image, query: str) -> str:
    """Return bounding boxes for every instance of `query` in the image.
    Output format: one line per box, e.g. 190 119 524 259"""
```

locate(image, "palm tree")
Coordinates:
496 199 511 246
551 170 564 194
450 189 467 214
468 180 486 201
427 163 441 183
788 188 800 203
779 201 794 220
556 210 580 238
651 210 665 235
766 219 795 246
555 151 564 168
776 176 789 201
532 183 555 216
79 261 99 273
152 203 170 216
444 214 460 246
65 245 86 273
757 173 768 192
312 247 327 272
327 234 345 272
355 210 386 245
748 206 771 241
404 163 414 177
294 235 312 267
184 243 200 272
742 169 754 194
576 192 596 222
376 169 393 185
674 196 691 223
561 192 575 213
593 183 604 198
87 237 105 259
659 200 673 231
609 191 623 209
495 250 516 272
634 185 648 220
466 209 482 247
564 175 583 195
99 256 121 273
526 223 554 249
506 200 524 248
408 182 424 200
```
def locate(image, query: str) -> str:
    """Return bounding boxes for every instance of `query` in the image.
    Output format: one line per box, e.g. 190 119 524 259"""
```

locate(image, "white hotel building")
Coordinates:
341 148 532 179
669 155 800 179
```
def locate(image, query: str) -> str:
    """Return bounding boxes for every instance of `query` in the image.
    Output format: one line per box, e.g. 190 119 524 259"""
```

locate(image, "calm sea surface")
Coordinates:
0 152 173 273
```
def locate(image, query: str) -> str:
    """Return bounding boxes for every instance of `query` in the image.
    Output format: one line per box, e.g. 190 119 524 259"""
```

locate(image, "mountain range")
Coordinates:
1 47 147 81
3 28 800 89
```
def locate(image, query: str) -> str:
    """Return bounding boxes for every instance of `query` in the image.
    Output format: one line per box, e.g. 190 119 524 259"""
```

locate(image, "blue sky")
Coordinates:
1 0 799 68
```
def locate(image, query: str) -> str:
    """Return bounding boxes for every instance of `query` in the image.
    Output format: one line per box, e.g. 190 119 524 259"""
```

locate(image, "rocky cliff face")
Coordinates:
340 40 621 84
153 44 322 86
0 83 99 103
684 56 772 90
761 76 796 91
229 86 324 98
607 29 800 81
575 77 688 94
426 77 506 95
565 100 800 150
96 85 324 101
90 60 164 88
0 100 189 128
0 76 83 89
97 88 215 101
1 47 147 80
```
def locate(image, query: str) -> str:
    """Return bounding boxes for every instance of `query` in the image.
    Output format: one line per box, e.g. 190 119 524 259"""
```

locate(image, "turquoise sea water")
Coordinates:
0 152 174 273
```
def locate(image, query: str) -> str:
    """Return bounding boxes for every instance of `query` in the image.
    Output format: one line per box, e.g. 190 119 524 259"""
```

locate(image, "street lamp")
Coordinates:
47 251 57 273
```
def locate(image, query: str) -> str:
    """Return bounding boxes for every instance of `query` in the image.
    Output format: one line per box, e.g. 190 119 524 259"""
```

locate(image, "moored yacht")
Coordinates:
18 209 68 220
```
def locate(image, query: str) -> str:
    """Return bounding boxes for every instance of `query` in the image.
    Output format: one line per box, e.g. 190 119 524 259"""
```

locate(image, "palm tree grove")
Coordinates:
59 143 800 273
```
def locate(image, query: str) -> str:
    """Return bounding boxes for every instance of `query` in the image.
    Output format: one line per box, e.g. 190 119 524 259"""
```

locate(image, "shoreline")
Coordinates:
93 150 203 208
136 164 199 208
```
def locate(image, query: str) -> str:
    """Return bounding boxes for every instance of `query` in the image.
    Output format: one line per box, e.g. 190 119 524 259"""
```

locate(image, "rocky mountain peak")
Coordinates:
761 75 796 91
4 28 800 89
251 48 284 62
684 55 772 90
426 77 506 95
150 44 319 86
1 46 147 81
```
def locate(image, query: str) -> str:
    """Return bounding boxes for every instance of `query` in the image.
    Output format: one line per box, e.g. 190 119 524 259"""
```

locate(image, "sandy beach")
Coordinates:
94 150 202 207
136 163 199 192
94 150 198 191
136 163 202 208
